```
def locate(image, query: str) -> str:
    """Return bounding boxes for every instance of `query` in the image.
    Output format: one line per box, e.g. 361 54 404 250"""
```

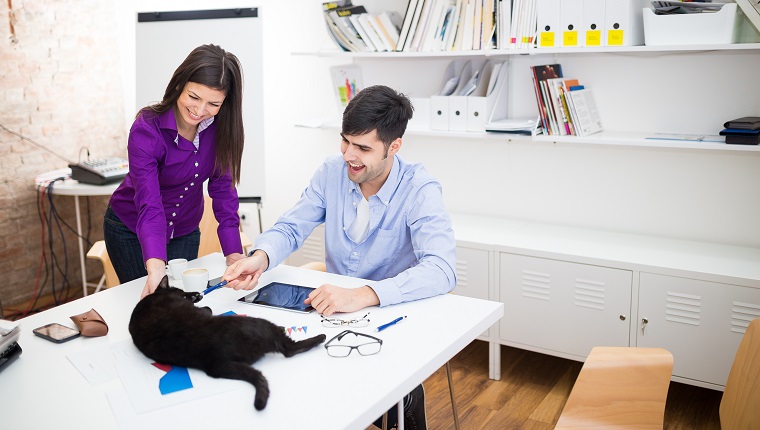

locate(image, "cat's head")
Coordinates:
154 275 203 303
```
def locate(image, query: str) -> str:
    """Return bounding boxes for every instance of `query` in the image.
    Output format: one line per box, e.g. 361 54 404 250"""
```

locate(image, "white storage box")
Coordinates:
643 3 737 45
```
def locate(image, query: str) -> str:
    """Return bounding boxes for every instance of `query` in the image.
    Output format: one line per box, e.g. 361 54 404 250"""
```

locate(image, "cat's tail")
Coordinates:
206 362 270 410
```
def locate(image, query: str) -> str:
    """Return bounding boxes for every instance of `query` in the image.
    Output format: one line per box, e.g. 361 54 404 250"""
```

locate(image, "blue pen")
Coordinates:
202 280 228 295
376 316 407 332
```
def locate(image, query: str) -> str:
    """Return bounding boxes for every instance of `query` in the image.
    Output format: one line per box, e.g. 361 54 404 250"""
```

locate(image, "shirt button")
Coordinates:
353 202 356 206
193 151 197 154
184 187 189 191
343 227 347 231
180 195 184 199
194 174 198 178
195 162 199 167
353 252 358 256
169 221 173 226
176 204 180 207
172 213 176 217
190 182 195 186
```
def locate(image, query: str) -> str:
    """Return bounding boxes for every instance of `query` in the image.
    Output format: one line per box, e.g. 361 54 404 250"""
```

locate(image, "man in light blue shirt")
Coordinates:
223 85 456 430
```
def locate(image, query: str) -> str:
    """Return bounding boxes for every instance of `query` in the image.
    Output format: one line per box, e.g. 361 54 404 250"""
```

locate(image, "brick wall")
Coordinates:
0 0 126 315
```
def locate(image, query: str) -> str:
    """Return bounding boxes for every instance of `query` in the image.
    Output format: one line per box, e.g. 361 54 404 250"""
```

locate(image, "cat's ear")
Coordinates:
158 275 170 289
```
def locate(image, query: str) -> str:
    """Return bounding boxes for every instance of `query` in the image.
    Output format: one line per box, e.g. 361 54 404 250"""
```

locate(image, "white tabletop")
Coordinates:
0 253 503 430
41 177 121 196
451 213 760 286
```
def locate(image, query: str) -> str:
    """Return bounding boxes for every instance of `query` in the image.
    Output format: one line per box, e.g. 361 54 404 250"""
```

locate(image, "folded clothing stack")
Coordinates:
721 116 760 145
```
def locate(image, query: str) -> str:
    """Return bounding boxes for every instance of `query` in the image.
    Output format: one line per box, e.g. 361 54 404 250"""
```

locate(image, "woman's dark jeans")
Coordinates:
103 205 200 284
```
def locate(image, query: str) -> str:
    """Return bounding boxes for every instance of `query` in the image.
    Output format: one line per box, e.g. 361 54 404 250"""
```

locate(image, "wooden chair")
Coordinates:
86 240 120 292
199 195 252 257
88 196 251 291
720 317 760 429
555 347 674 429
299 261 460 430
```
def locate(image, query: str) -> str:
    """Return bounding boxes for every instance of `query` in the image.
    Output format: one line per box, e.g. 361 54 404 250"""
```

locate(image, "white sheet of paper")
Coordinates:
113 341 242 414
67 341 132 385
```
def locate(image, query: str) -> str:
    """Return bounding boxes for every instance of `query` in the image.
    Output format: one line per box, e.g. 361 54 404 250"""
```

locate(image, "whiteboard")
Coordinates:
136 8 264 200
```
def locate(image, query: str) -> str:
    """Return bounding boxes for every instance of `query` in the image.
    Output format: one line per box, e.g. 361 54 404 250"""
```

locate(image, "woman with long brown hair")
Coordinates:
105 44 246 298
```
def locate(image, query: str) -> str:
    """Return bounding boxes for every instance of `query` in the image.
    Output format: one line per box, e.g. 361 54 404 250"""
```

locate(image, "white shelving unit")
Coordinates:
296 41 760 152
295 41 760 57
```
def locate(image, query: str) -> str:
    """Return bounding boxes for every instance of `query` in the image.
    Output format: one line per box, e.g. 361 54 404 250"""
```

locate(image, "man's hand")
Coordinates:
141 258 167 299
305 284 380 316
222 249 269 290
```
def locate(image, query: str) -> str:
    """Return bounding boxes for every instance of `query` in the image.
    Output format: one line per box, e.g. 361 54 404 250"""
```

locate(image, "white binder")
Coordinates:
430 59 467 131
560 0 584 47
484 60 510 125
582 0 606 46
467 60 504 132
604 0 647 46
449 60 483 131
536 0 561 48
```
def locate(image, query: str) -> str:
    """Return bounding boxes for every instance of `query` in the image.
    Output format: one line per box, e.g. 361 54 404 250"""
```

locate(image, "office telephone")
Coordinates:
68 157 129 185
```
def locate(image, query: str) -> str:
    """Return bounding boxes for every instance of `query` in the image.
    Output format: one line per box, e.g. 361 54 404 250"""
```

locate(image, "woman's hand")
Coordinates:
141 258 168 299
225 252 246 266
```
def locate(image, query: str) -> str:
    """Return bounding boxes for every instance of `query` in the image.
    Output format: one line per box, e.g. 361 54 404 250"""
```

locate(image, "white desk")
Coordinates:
1 253 503 430
36 173 120 297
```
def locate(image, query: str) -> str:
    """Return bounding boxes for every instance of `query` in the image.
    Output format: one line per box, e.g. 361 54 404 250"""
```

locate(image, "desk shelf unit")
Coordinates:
451 213 760 391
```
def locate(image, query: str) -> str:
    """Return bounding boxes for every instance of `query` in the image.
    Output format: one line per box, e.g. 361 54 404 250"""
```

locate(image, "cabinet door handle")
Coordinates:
641 318 649 335
619 315 626 321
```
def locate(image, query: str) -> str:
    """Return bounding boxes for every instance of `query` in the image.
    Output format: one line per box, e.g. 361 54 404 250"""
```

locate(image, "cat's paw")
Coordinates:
185 292 203 303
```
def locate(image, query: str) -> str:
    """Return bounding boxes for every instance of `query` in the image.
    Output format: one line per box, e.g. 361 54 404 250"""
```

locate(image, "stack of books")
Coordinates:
530 64 603 137
720 117 760 145
323 0 507 52
398 0 498 52
322 1 402 52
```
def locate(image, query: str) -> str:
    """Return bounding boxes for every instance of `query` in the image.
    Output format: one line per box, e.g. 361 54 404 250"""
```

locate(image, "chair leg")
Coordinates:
446 361 461 430
93 274 106 294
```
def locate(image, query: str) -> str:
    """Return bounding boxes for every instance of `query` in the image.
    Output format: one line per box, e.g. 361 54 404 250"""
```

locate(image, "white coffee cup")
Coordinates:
167 258 188 279
181 268 209 293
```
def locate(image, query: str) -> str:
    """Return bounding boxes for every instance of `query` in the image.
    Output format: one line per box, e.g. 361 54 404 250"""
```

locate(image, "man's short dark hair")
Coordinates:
342 85 414 146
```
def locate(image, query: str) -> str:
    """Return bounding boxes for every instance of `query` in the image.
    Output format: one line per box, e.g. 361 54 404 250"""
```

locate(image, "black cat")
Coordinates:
128 276 326 410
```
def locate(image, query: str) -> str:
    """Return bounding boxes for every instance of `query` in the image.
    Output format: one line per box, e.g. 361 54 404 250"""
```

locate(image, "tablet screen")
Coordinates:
238 282 315 313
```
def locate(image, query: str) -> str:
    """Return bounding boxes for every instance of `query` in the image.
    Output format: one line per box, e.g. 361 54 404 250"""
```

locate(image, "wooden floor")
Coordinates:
372 340 723 429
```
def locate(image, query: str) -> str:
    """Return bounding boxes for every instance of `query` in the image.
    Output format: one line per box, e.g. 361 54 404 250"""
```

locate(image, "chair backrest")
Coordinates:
86 240 120 289
720 318 760 429
198 195 252 257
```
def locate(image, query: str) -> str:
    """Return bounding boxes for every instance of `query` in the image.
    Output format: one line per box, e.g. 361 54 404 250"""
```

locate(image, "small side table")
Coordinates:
36 170 120 297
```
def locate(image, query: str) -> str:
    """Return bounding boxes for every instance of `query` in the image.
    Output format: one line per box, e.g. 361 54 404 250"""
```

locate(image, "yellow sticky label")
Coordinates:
608 29 624 46
563 31 578 47
585 30 601 46
540 32 555 47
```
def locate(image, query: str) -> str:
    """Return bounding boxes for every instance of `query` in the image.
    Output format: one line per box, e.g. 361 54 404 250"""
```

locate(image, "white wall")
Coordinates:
118 1 760 248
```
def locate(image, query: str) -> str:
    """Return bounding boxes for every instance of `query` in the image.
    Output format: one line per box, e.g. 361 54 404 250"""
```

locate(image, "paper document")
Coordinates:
645 133 724 143
486 118 539 134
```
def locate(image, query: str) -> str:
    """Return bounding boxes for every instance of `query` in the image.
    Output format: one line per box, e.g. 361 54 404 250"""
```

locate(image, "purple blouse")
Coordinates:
109 109 242 263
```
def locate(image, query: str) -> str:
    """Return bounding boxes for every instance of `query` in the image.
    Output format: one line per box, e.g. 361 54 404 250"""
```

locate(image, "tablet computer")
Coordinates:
238 282 315 313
